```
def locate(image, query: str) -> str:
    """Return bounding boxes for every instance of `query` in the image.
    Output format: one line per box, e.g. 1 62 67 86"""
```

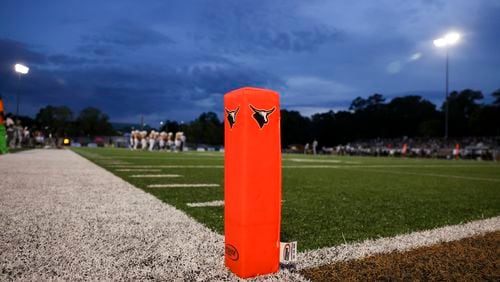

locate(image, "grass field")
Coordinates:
72 147 500 251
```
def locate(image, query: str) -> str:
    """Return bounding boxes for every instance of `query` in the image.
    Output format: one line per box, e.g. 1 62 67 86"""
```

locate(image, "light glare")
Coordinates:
14 63 29 74
444 32 460 44
409 52 422 61
434 32 461 48
433 38 446 47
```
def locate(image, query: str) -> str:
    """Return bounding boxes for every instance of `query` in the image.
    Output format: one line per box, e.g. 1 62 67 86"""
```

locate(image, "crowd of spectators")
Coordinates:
4 114 61 149
324 137 499 161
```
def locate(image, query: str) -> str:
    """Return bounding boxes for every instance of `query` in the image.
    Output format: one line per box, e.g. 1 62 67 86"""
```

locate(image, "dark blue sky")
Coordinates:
1 0 499 126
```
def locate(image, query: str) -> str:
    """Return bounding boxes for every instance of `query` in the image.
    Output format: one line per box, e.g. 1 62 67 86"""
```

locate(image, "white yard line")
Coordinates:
115 169 162 172
284 165 342 168
109 165 223 168
108 156 223 160
98 160 132 164
147 183 220 188
297 216 500 270
289 158 342 163
130 174 182 178
187 200 224 207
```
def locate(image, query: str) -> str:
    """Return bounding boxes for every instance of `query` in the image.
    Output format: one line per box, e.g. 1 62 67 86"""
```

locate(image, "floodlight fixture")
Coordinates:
433 32 460 48
432 32 461 139
13 63 30 117
14 63 29 74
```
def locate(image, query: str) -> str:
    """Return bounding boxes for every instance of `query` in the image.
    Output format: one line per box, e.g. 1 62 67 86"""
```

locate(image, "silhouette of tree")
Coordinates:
35 105 74 135
281 110 311 145
76 107 115 136
492 89 500 106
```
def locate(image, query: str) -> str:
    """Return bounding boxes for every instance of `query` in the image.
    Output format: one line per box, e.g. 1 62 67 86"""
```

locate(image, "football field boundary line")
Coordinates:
72 149 498 279
297 216 500 270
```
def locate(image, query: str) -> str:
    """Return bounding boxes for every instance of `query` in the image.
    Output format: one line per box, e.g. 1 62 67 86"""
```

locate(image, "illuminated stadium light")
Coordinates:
433 38 447 47
433 32 461 139
444 32 460 44
13 63 30 117
14 63 29 74
433 32 460 47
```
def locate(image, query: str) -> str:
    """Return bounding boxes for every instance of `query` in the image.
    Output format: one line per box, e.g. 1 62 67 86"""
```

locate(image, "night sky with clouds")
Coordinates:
1 0 499 126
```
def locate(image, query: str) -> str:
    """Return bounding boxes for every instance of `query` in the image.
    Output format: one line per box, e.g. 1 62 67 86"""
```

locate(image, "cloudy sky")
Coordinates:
1 0 499 125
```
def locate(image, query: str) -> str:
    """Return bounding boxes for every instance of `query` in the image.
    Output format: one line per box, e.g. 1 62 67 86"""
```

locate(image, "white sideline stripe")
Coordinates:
297 216 500 270
110 165 223 168
115 169 162 172
147 183 220 188
186 200 224 207
363 168 500 182
130 174 182 178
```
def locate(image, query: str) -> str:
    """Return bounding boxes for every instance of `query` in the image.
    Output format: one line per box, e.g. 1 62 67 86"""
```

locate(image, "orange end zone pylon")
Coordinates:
224 87 281 278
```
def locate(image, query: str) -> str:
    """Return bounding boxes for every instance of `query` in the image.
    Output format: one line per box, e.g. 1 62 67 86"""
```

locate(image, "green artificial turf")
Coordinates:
72 147 500 251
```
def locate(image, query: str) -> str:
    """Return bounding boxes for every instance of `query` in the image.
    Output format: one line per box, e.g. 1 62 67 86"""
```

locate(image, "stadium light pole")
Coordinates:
433 32 460 139
14 63 30 118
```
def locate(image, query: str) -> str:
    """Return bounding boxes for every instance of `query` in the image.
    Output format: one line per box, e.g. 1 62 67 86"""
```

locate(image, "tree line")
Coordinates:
161 88 500 147
15 88 500 146
282 89 500 147
16 106 115 137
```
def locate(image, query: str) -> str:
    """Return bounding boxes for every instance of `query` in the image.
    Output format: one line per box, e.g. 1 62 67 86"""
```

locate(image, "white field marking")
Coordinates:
115 169 162 172
130 174 182 178
284 165 342 169
109 165 223 168
183 152 223 157
147 183 220 188
297 216 500 270
362 168 500 182
289 158 342 163
98 159 131 163
107 156 223 160
186 200 224 207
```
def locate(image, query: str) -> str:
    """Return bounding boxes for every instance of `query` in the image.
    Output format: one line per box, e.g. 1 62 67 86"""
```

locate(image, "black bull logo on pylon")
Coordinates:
249 105 275 128
225 107 239 129
225 105 275 129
